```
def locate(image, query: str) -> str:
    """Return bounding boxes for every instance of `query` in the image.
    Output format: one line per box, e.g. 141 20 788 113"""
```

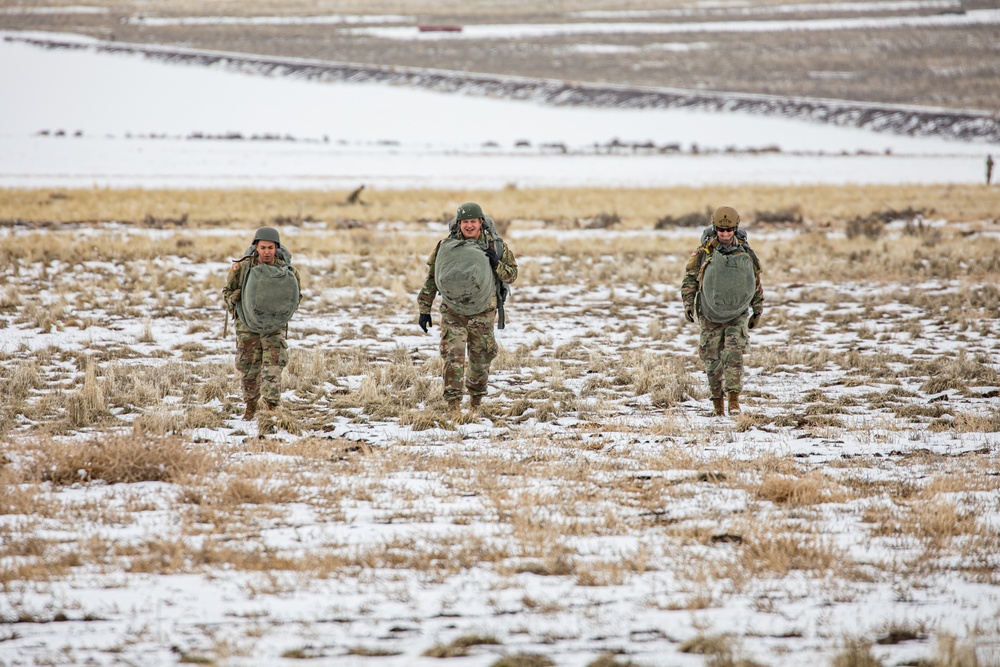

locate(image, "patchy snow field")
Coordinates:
1 219 999 667
1 12 1000 667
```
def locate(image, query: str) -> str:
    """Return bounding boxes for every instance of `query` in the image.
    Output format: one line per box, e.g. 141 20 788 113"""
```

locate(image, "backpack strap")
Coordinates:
484 229 508 330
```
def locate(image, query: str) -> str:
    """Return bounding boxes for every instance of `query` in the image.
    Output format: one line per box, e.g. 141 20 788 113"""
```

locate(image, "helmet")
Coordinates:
252 226 281 247
456 202 484 221
711 206 740 228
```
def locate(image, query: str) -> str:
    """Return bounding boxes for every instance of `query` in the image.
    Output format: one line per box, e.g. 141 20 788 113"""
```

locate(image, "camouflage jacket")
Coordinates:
681 237 764 315
417 231 517 315
222 255 302 332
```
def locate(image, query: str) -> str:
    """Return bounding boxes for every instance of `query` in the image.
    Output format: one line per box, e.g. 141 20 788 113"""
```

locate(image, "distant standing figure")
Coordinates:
681 206 764 417
222 227 302 420
417 202 517 412
987 155 994 186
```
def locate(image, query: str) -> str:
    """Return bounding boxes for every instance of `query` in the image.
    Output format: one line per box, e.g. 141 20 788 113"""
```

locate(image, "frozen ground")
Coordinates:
1 220 999 666
0 33 995 190
1 14 1000 667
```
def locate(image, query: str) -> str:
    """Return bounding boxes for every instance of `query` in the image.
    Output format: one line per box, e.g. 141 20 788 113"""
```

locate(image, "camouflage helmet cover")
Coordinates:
456 202 484 221
711 206 740 228
252 226 281 247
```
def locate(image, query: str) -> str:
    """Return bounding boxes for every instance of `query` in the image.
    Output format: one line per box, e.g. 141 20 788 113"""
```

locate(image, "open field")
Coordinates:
2 186 1000 666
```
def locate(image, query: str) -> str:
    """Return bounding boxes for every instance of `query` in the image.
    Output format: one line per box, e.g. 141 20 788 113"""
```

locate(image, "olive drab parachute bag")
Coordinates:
435 239 495 316
235 249 299 335
698 249 756 324
439 215 510 326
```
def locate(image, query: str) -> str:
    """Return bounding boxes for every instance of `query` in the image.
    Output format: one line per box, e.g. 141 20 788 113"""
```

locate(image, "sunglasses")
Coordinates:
715 226 737 233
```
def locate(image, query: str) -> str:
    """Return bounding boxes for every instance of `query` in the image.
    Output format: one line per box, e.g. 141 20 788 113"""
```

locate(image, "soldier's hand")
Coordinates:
749 310 762 330
418 313 433 333
684 306 695 323
228 289 241 306
484 246 500 270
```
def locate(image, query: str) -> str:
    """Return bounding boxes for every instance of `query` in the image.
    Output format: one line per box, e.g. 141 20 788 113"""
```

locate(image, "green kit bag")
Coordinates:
236 263 299 335
434 238 495 316
699 251 756 324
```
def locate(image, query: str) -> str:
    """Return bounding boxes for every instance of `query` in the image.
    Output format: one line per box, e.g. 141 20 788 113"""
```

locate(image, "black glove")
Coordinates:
418 313 432 333
684 306 695 323
749 310 762 330
484 246 500 270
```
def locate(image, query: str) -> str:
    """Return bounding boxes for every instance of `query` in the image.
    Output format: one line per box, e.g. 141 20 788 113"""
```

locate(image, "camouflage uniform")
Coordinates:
681 235 764 401
222 255 302 409
418 231 517 403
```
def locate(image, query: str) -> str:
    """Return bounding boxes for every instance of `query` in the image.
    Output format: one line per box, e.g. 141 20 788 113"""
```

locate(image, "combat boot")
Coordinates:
447 398 461 412
712 394 725 416
242 398 259 421
470 395 483 409
728 391 741 416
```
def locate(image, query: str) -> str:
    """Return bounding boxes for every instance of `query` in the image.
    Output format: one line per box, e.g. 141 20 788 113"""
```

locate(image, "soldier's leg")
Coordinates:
259 331 289 408
236 332 263 404
466 309 499 399
720 315 750 394
698 321 725 399
439 307 469 403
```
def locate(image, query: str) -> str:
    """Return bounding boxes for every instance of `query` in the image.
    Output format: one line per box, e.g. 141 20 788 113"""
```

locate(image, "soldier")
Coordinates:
988 154 994 186
222 226 302 420
417 202 517 411
681 206 764 416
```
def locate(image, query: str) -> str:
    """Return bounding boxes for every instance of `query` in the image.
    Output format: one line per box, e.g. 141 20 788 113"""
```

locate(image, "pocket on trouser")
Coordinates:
261 335 288 368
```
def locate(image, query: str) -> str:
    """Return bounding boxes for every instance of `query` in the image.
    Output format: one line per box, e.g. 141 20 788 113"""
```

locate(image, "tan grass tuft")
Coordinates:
831 639 884 667
490 653 555 667
66 358 108 427
23 434 215 485
932 633 983 667
422 634 501 658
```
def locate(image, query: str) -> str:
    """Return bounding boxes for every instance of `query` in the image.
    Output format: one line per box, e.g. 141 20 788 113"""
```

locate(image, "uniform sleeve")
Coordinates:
680 248 703 309
292 266 303 305
496 242 518 284
222 260 243 313
416 244 440 314
750 263 764 313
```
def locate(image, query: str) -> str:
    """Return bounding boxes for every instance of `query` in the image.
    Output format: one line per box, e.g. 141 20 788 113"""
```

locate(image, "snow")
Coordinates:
1 18 1000 667
349 9 1000 40
0 33 994 190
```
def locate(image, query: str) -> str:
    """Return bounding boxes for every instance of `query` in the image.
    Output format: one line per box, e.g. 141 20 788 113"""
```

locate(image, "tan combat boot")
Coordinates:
728 391 741 416
712 394 725 416
242 398 259 420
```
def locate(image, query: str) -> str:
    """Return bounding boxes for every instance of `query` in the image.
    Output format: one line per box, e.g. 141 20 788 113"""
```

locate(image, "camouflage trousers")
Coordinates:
698 312 749 398
235 328 288 405
439 305 498 401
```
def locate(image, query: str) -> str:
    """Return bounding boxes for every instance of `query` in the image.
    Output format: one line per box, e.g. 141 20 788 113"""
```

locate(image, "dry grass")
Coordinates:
14 434 216 486
3 185 998 230
1 187 999 665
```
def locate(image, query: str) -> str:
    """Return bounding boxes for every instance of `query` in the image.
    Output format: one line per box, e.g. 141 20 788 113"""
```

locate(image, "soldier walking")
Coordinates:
417 202 517 411
681 206 764 416
222 227 302 420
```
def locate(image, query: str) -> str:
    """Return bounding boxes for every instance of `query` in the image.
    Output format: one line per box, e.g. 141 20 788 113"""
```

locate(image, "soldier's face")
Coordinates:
257 241 277 264
459 217 482 239
715 227 736 245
